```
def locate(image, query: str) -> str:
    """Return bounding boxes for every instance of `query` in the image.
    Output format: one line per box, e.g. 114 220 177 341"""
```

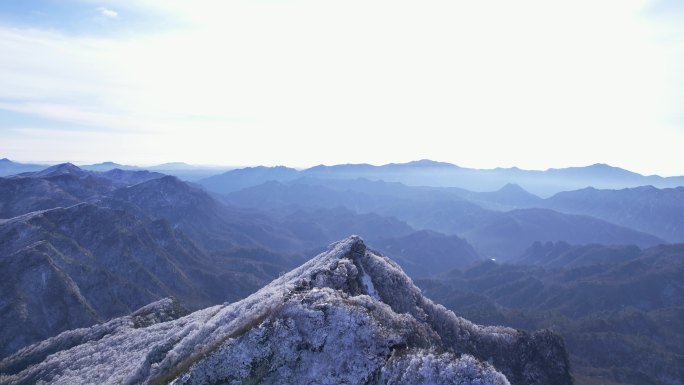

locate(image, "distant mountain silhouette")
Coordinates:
221 178 665 259
221 178 510 240
7 159 683 194
462 208 664 259
5 158 684 194
0 158 46 176
80 161 140 172
106 176 411 253
148 162 201 170
223 179 412 213
198 160 684 196
145 162 233 181
200 165 300 193
253 177 540 211
458 183 543 210
543 185 684 242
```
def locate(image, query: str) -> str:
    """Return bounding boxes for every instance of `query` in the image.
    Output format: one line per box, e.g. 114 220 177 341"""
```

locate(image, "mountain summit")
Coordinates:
31 163 88 178
1 236 572 385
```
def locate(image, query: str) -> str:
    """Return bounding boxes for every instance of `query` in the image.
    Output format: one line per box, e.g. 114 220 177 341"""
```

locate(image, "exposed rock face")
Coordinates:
1 236 572 385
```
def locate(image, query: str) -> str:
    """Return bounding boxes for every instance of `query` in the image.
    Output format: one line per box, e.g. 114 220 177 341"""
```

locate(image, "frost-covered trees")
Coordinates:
1 236 571 385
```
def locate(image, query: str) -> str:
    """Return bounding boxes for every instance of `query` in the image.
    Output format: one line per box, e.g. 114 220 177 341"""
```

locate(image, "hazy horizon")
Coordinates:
1 0 683 176
5 156 684 177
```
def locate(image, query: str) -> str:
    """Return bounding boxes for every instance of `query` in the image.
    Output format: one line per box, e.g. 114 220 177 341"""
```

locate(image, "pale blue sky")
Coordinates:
0 0 683 175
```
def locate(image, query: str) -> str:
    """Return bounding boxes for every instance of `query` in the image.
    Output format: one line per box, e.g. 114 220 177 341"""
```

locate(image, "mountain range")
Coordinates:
4 158 684 195
0 165 303 357
1 159 683 384
0 163 164 219
542 186 684 242
0 163 484 357
198 159 684 196
0 159 230 181
218 177 667 259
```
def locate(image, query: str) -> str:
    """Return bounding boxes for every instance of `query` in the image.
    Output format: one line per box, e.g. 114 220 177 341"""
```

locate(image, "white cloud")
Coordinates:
97 7 118 18
0 0 683 174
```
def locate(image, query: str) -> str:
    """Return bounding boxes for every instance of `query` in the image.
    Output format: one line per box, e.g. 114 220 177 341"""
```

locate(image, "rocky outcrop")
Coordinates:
1 236 572 385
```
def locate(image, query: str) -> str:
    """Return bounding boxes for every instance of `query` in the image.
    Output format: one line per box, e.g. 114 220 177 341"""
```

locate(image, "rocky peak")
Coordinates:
1 236 572 385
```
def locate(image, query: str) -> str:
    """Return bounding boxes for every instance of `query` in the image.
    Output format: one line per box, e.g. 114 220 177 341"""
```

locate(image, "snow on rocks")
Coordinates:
0 236 571 385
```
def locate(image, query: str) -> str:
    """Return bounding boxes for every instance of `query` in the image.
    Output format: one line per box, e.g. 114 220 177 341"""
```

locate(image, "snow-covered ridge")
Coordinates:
0 236 572 385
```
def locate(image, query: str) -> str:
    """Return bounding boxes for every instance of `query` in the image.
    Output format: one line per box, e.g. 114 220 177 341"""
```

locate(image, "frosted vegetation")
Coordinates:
0 236 571 385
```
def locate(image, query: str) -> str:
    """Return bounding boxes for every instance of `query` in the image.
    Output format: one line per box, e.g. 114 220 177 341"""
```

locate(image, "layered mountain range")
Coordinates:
0 159 229 181
1 159 683 384
4 158 684 195
215 177 669 259
198 159 684 196
0 163 478 358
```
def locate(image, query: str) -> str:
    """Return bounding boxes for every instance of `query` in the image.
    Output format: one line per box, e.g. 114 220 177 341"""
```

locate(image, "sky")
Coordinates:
0 0 683 175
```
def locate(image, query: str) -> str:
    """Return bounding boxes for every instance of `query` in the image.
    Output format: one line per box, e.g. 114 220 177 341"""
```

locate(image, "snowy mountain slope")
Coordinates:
1 236 572 385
